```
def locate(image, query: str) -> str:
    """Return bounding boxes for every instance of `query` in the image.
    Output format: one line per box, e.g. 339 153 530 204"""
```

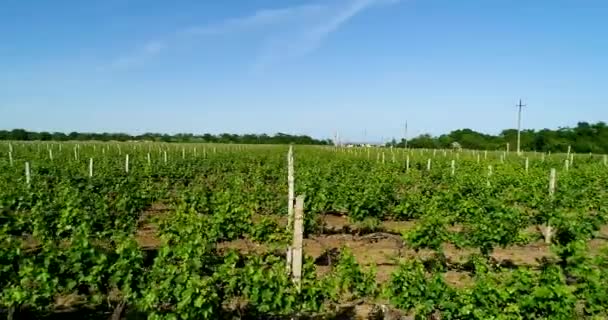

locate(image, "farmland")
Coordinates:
1 142 608 319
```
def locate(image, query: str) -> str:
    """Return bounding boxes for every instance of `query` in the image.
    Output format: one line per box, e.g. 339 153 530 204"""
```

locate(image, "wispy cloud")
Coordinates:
102 40 167 70
103 0 400 71
253 0 398 71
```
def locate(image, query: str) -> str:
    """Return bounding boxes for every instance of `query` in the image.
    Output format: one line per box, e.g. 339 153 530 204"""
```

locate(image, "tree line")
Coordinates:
0 129 331 145
388 121 608 153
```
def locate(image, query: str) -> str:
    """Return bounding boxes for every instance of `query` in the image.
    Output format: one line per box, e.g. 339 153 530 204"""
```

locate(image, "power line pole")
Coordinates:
403 121 408 149
516 99 526 155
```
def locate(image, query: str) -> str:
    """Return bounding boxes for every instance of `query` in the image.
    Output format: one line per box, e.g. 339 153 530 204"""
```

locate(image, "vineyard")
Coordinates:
1 142 608 319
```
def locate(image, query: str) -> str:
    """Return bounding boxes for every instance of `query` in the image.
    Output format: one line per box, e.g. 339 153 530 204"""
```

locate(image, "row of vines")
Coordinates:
1 142 608 319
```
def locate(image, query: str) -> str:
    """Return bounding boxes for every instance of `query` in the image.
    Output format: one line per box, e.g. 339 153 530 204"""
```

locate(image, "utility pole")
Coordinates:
404 121 408 149
516 99 526 155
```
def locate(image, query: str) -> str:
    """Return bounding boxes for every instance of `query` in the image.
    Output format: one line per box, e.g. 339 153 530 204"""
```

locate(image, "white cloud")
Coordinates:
104 0 400 71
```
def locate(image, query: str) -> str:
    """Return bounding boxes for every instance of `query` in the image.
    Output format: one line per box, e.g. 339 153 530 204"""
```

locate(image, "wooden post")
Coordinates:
545 168 556 244
147 153 151 165
382 152 385 164
8 151 13 166
25 162 31 186
451 159 455 176
570 153 574 165
125 154 129 173
406 155 410 172
506 143 510 154
49 149 53 161
564 159 569 171
433 149 437 157
286 146 295 272
567 145 571 158
74 146 78 161
182 147 185 159
292 195 305 290
484 150 488 160
89 158 93 177
164 151 168 164
477 154 480 164
487 165 493 187
525 157 529 172
427 158 432 171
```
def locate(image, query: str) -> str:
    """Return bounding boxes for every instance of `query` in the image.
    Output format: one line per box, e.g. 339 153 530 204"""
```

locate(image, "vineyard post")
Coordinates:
49 149 53 161
484 150 488 160
25 162 31 187
570 153 574 166
125 154 129 173
164 151 168 164
427 158 432 171
406 155 410 172
487 165 492 187
477 153 480 164
286 146 295 273
525 157 529 173
147 153 151 166
182 147 185 159
506 143 510 154
564 159 569 171
433 149 437 157
74 146 78 161
292 195 305 290
451 159 455 176
382 152 385 164
89 158 93 177
9 151 13 166
567 145 571 159
545 168 556 244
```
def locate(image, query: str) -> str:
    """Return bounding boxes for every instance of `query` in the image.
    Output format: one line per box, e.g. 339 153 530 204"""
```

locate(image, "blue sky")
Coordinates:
1 0 607 142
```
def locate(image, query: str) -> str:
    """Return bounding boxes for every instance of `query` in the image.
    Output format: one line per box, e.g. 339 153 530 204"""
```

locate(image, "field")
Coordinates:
2 142 608 319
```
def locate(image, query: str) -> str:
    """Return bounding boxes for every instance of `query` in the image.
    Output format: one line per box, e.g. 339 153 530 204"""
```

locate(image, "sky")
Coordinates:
1 0 607 142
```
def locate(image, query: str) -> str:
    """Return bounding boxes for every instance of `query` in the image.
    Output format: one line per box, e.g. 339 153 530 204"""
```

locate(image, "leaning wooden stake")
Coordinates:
25 162 31 187
286 146 295 272
451 159 455 176
292 195 305 290
545 168 556 244
487 165 493 187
